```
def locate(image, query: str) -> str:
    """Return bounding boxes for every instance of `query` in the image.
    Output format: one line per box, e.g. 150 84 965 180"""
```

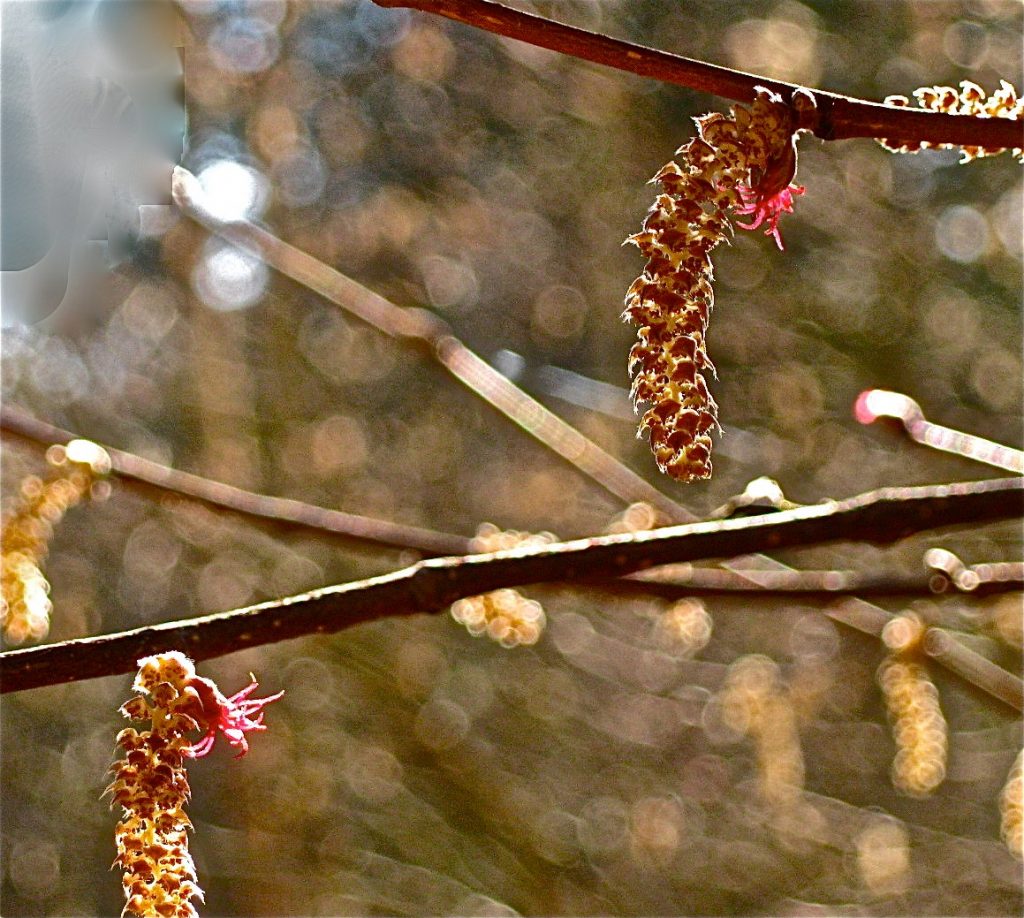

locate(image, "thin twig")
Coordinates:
8 403 996 602
924 626 1023 712
372 0 1024 148
628 562 1023 597
1 404 470 557
827 598 1022 713
924 547 1024 594
855 389 1024 474
2 476 1019 694
171 166 690 525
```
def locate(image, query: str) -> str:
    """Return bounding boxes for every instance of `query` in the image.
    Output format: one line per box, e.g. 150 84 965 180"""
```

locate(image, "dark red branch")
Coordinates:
2 476 1019 694
373 0 1024 148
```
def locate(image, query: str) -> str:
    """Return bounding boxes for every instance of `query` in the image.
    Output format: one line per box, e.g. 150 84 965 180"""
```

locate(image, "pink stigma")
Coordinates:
188 675 284 759
734 183 805 250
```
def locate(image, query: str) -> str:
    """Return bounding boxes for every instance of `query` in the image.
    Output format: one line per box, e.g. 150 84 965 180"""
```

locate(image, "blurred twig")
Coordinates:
7 404 1002 603
924 548 1024 594
855 389 1024 474
924 626 1023 711
0 404 470 557
827 598 1022 712
626 561 1023 597
372 0 1024 148
2 475 1020 694
171 167 690 525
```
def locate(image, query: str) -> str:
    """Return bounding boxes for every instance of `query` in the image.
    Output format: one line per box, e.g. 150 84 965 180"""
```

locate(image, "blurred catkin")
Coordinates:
880 80 1024 162
1001 750 1022 859
624 88 802 481
719 654 805 806
1 440 110 644
450 524 552 647
877 613 948 797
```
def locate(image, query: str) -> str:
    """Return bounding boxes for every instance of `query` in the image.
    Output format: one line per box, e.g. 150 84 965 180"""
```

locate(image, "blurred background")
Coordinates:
1 0 1021 914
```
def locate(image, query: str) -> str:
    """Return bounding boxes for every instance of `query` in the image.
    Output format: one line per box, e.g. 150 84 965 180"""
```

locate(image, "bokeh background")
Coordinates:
2 0 1022 914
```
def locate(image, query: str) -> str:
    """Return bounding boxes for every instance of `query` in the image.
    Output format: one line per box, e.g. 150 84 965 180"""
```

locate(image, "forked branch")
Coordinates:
373 0 1024 149
2 476 1019 694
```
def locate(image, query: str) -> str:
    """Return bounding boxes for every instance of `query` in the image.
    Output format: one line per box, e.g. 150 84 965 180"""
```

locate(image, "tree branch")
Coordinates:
372 0 1024 148
625 560 1023 597
1 404 470 558
856 389 1024 474
171 167 691 525
826 598 1022 712
9 403 1002 606
2 476 1019 694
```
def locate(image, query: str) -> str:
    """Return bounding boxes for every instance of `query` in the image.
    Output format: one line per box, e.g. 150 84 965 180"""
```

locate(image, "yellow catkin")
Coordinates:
719 655 805 806
1000 750 1023 859
880 80 1024 163
450 524 552 647
877 614 948 797
624 87 803 481
108 654 207 918
108 652 281 917
1 440 111 644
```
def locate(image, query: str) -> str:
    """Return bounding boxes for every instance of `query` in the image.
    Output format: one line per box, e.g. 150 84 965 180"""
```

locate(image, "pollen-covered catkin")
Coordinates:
450 524 552 647
108 652 282 917
624 88 803 481
877 613 948 797
1 440 111 644
880 80 1024 163
108 654 207 918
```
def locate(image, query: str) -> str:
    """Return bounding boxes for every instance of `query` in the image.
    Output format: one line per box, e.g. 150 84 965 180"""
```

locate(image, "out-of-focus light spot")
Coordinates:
273 149 327 208
192 242 269 312
414 698 470 751
942 21 989 68
8 839 61 898
531 284 587 342
196 159 268 222
970 347 1023 412
578 796 629 857
856 820 910 896
992 184 1023 258
354 1 411 48
391 24 455 84
724 16 822 86
935 205 990 263
420 255 478 312
209 16 280 75
28 337 89 401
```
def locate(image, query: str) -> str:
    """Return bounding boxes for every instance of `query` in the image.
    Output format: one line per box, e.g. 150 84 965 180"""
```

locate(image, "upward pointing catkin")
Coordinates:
624 88 802 481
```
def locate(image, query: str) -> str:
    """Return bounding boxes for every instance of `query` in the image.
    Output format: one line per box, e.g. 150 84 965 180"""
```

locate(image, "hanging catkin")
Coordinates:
624 88 805 481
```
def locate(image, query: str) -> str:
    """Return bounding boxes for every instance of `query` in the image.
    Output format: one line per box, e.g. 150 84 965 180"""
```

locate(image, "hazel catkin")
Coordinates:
1 440 111 644
624 88 803 481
